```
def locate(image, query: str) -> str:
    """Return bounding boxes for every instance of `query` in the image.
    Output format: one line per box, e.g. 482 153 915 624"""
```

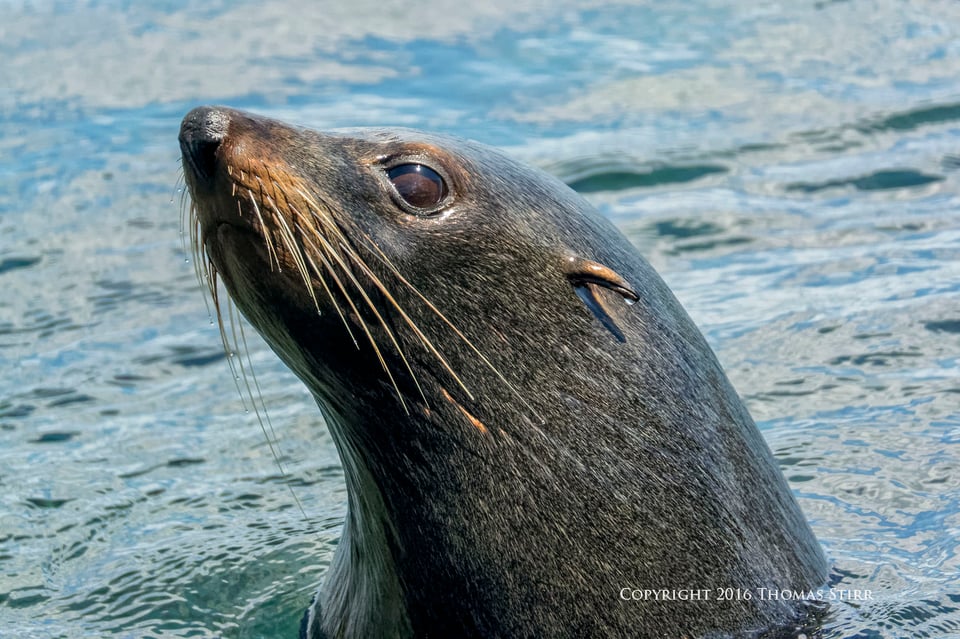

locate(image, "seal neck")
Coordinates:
317 403 412 639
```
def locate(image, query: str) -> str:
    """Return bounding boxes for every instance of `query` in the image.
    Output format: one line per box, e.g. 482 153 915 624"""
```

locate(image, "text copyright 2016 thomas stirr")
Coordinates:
619 588 873 602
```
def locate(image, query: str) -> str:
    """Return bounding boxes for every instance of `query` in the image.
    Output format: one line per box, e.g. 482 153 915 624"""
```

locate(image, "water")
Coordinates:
2 1 958 637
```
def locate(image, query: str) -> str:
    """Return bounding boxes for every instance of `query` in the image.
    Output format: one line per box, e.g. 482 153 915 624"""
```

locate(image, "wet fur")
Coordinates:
180 107 828 638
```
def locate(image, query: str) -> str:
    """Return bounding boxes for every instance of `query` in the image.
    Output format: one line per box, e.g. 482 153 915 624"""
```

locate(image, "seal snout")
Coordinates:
179 106 230 183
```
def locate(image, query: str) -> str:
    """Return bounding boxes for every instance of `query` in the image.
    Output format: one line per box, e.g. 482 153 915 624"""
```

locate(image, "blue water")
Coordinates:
2 1 959 637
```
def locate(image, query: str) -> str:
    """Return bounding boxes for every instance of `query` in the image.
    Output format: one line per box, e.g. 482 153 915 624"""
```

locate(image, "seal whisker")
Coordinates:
207 269 236 374
214 278 320 534
288 186 430 404
341 245 464 404
177 172 192 260
293 187 373 272
187 202 205 284
235 315 316 529
225 296 247 393
329 248 429 408
257 172 304 272
297 224 418 411
184 200 222 326
244 187 281 272
294 188 454 404
262 192 321 314
207 272 248 409
185 178 317 538
294 186 340 229
272 196 410 408
292 221 358 347
354 228 523 402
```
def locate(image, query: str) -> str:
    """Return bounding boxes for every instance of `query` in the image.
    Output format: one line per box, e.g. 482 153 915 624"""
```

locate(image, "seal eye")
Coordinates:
387 164 448 210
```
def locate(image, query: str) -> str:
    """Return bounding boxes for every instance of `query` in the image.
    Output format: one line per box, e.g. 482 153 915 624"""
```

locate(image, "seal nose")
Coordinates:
179 106 230 182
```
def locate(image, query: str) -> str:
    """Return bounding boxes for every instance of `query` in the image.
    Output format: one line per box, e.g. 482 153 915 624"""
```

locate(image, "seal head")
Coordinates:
180 106 828 639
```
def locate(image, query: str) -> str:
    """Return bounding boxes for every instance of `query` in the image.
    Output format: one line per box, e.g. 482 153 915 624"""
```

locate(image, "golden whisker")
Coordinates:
306 221 429 407
203 254 318 531
292 187 465 403
291 219 358 348
185 184 317 533
263 191 321 314
346 234 478 398
244 187 281 272
356 229 524 401
292 187 356 248
296 223 413 412
338 247 453 404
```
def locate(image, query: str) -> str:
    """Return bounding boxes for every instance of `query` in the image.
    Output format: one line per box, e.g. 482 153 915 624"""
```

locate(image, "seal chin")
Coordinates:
180 105 828 639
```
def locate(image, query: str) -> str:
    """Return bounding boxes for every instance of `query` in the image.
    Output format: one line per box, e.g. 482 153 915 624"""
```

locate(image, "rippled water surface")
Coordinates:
2 1 959 637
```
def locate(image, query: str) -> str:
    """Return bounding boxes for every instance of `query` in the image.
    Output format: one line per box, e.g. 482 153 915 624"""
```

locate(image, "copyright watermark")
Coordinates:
619 587 873 602
619 588 713 601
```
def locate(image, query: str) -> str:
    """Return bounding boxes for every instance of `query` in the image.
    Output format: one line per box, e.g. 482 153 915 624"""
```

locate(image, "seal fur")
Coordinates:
179 106 828 638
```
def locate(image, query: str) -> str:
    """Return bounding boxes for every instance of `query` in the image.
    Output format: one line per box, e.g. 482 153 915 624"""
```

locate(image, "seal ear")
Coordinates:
564 257 639 343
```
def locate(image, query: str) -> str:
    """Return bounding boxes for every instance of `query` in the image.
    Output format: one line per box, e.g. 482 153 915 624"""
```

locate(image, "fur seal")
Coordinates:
179 105 828 638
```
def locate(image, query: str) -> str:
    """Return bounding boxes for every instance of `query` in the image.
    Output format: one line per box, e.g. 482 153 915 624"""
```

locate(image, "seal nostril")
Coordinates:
179 106 231 182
